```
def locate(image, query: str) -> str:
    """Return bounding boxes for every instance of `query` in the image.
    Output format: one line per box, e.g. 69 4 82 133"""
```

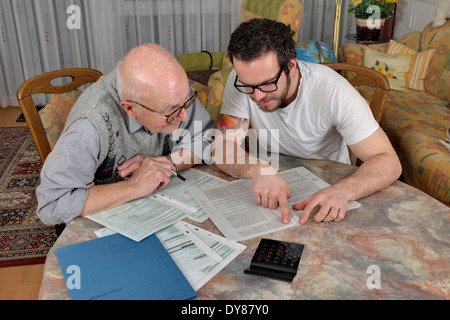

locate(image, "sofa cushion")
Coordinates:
364 49 416 91
395 31 422 51
39 90 82 150
421 20 450 102
387 40 436 91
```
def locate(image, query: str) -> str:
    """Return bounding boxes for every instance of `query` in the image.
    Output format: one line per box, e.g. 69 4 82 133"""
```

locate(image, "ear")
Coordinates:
288 58 297 75
120 101 138 119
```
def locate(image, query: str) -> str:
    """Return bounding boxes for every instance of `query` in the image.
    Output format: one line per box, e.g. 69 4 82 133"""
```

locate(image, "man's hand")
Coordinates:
80 154 185 217
250 168 291 224
293 186 349 224
117 155 175 198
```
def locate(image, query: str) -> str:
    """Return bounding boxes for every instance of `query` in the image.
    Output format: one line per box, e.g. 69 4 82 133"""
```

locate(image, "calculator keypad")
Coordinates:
247 238 305 281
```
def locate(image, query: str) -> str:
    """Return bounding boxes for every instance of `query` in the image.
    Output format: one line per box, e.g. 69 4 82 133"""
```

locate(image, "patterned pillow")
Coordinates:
387 40 436 91
38 90 82 149
364 49 416 92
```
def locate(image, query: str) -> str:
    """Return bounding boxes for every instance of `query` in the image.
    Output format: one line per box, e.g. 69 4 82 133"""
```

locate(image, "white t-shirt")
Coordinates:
221 61 379 164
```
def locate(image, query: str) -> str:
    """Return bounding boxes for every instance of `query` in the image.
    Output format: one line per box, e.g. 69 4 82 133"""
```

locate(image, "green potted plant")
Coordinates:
348 0 397 41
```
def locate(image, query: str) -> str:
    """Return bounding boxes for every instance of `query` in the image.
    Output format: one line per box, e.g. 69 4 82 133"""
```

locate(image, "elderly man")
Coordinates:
37 44 214 225
213 19 401 225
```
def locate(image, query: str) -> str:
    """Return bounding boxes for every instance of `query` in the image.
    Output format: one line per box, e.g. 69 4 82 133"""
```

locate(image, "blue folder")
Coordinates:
55 233 197 300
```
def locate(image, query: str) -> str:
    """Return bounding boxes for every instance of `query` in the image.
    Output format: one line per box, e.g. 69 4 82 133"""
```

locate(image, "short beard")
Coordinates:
253 73 291 113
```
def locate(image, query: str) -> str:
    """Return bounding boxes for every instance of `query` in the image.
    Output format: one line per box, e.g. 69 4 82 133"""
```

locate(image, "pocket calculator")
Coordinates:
244 238 305 282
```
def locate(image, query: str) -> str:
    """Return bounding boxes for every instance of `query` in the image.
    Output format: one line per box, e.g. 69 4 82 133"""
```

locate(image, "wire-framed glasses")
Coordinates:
125 91 198 123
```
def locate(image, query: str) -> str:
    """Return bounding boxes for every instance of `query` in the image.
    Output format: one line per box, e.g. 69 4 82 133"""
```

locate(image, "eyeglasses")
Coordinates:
125 91 198 123
234 67 284 94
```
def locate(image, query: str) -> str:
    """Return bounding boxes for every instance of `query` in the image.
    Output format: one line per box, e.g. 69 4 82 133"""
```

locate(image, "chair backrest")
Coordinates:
240 0 303 44
324 62 389 123
16 68 102 163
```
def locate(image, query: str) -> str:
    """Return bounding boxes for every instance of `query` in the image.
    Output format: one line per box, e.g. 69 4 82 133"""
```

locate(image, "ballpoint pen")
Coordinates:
171 170 187 182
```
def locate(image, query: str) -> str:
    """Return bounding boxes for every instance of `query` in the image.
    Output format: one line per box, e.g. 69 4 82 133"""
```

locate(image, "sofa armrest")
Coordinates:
177 51 225 72
339 43 365 65
339 42 389 66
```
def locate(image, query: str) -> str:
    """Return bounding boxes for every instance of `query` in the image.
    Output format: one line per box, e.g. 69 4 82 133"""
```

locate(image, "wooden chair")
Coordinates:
17 68 102 163
324 62 390 123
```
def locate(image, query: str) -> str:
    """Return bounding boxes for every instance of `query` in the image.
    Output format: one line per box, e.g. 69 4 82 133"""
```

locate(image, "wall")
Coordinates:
393 0 437 38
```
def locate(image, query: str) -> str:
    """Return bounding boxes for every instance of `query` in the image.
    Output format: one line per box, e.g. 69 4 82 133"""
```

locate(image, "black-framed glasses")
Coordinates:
125 91 198 124
234 67 284 94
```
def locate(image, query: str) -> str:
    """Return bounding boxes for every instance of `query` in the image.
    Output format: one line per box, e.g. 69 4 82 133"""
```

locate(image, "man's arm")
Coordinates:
81 142 200 217
213 114 291 224
36 119 176 225
80 155 175 217
293 127 402 223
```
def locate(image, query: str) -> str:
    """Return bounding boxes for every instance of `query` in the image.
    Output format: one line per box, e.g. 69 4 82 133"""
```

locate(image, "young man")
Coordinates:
213 19 401 225
37 44 214 225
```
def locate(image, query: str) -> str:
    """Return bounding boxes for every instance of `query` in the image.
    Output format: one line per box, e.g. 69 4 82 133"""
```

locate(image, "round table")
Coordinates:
38 156 450 300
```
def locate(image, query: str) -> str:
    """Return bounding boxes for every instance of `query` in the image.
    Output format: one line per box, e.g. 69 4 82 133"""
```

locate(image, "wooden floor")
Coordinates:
0 106 45 300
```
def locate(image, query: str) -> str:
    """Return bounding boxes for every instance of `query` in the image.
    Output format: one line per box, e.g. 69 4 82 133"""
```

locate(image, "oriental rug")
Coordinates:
0 127 57 267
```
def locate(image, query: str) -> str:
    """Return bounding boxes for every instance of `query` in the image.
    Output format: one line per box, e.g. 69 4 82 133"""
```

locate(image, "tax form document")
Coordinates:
190 167 361 241
86 169 227 242
181 222 246 290
154 168 228 222
86 195 190 242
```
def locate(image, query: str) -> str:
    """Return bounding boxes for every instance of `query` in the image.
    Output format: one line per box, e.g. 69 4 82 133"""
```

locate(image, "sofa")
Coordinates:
339 20 450 204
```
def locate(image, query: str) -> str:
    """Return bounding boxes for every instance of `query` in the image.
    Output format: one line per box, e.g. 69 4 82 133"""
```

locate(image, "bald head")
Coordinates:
117 44 188 102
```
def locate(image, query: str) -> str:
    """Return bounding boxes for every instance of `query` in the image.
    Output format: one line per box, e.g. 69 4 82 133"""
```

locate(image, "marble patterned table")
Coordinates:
38 156 450 300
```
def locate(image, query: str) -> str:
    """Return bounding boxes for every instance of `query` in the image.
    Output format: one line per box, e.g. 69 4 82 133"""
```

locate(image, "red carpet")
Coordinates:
0 127 57 267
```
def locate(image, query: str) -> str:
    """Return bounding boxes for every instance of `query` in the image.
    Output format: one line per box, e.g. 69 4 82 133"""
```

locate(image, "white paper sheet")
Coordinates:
154 168 228 222
86 195 190 242
181 222 246 290
155 222 223 289
189 167 361 241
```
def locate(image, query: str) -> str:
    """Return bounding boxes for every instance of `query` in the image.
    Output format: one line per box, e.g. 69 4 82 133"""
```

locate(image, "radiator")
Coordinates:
393 0 436 38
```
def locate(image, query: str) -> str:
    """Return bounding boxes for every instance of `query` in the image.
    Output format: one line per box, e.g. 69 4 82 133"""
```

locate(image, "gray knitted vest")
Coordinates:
64 70 169 185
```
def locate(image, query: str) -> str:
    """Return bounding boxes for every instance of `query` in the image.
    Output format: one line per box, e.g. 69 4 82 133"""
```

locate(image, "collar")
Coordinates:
125 113 152 134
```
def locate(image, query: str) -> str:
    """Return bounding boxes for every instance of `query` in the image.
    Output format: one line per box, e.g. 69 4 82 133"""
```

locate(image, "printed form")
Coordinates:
190 167 361 241
154 168 228 222
87 168 227 241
